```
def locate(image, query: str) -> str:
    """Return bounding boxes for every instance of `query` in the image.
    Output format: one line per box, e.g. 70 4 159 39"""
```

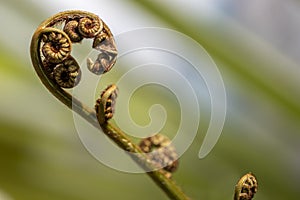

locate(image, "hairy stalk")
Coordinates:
30 10 190 200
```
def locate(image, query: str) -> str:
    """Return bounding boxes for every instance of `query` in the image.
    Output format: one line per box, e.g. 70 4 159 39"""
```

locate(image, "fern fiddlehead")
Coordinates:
30 10 189 200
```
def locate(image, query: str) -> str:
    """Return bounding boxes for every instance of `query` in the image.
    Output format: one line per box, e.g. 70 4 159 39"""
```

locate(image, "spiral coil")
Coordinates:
31 10 118 89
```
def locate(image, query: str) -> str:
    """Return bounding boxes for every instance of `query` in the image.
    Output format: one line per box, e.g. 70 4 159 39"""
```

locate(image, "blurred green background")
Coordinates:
0 0 300 199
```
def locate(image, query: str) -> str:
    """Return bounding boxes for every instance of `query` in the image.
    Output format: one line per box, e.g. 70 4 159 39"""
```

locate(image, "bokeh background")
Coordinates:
0 0 300 199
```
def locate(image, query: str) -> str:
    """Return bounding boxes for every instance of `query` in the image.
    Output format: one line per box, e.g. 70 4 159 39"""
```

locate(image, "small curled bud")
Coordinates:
139 134 179 177
88 31 117 75
78 17 102 38
234 173 258 200
42 31 71 63
52 56 81 88
95 84 118 125
87 52 113 75
63 20 83 43
93 31 109 49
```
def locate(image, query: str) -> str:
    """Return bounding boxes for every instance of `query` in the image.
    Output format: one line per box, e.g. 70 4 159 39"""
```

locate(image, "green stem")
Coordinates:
30 11 190 200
